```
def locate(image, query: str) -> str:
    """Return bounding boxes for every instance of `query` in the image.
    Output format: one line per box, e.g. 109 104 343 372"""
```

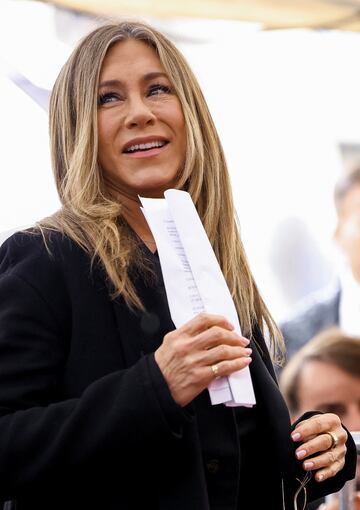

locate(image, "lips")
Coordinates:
122 136 169 154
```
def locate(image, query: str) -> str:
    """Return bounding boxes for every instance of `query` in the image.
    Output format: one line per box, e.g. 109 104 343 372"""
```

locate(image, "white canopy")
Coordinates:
41 0 360 31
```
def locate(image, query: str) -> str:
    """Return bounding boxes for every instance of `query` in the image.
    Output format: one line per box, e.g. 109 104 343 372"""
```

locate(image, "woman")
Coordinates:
0 21 356 509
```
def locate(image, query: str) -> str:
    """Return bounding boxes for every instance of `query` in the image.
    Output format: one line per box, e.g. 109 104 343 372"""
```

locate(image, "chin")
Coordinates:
136 181 178 198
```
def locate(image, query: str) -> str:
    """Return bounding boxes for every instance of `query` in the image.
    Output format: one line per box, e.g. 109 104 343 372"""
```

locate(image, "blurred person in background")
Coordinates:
268 216 332 310
281 164 360 361
280 328 360 509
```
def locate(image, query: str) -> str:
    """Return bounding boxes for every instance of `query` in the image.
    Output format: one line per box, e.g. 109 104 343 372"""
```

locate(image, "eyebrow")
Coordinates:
99 72 169 89
316 402 344 409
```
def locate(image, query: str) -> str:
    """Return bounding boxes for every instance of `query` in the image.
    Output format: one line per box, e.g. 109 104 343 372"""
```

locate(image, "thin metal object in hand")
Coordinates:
294 471 312 510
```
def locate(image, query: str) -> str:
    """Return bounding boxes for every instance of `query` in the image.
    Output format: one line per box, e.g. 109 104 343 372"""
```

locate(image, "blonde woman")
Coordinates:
0 21 355 510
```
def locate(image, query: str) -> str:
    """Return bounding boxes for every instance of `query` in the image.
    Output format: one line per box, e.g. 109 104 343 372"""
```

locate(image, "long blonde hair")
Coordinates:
40 21 283 362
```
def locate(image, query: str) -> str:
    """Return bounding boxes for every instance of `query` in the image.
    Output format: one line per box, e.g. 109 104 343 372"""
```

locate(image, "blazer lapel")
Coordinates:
249 332 297 479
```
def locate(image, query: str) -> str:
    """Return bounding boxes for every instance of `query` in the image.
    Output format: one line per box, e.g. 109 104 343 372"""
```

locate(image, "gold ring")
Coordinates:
211 364 219 378
325 431 339 450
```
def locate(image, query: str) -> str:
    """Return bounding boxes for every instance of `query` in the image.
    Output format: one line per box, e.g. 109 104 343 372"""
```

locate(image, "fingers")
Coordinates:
165 314 250 352
302 446 346 482
205 356 252 381
175 313 235 336
175 327 251 373
295 432 346 474
199 343 252 365
196 326 250 350
295 433 342 460
291 413 348 483
157 313 252 407
291 413 345 445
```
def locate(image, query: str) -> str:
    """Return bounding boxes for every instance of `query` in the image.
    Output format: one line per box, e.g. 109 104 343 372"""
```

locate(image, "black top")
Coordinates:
110 245 350 509
0 230 356 510
132 247 262 509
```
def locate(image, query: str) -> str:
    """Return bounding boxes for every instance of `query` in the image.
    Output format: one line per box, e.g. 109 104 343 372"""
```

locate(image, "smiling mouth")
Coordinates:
123 140 169 154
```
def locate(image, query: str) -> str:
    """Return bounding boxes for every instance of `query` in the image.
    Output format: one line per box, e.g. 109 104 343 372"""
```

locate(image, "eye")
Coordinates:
148 84 172 97
319 404 346 418
98 92 121 106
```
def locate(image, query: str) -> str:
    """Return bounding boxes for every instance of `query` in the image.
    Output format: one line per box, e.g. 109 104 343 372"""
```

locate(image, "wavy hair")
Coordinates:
40 21 283 361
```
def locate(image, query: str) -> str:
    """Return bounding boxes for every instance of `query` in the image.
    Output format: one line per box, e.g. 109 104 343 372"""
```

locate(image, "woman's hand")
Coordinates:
154 313 252 407
291 413 348 482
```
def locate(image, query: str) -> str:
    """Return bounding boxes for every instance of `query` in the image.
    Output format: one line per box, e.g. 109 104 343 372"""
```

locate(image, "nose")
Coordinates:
124 95 156 129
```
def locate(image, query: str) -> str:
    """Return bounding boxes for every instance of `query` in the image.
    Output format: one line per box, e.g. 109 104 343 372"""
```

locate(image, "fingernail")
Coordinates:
244 357 252 364
303 461 314 470
317 474 324 482
244 348 252 355
296 449 307 460
242 338 250 346
291 432 301 441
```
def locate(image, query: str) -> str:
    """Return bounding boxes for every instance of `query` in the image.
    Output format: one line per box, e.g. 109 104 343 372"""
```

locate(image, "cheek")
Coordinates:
97 120 119 169
342 217 360 241
345 239 360 265
97 124 107 158
97 120 110 149
97 112 119 147
337 221 360 257
167 101 186 143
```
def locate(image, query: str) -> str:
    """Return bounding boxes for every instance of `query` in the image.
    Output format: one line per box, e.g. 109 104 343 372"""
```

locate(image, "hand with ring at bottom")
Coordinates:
154 313 252 407
291 413 348 482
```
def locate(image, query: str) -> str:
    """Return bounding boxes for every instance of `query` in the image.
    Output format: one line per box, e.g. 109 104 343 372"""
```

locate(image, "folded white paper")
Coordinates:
140 189 256 407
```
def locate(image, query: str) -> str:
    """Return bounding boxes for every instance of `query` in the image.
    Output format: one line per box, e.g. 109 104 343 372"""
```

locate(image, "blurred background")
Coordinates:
2 0 360 321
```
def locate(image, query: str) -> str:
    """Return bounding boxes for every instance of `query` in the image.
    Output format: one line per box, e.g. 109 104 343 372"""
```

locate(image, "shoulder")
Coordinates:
0 229 92 302
280 282 340 354
0 229 49 274
0 230 76 333
0 229 84 273
283 282 340 325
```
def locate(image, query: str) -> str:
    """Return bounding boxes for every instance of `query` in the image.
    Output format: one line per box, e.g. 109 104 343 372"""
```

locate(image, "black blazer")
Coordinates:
0 231 356 510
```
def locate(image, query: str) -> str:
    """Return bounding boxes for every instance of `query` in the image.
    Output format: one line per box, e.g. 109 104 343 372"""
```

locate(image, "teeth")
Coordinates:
126 140 166 153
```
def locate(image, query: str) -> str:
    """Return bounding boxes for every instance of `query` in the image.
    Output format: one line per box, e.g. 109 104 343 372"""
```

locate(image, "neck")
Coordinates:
126 211 157 253
111 186 157 253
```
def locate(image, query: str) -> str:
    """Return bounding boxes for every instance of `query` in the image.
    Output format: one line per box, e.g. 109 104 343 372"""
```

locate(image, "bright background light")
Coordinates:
2 1 360 320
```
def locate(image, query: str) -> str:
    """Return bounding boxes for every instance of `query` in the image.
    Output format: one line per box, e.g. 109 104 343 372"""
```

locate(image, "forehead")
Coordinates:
99 39 164 80
298 360 360 404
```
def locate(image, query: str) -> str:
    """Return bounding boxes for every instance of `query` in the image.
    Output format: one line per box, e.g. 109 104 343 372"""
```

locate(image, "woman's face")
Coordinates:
97 39 187 199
